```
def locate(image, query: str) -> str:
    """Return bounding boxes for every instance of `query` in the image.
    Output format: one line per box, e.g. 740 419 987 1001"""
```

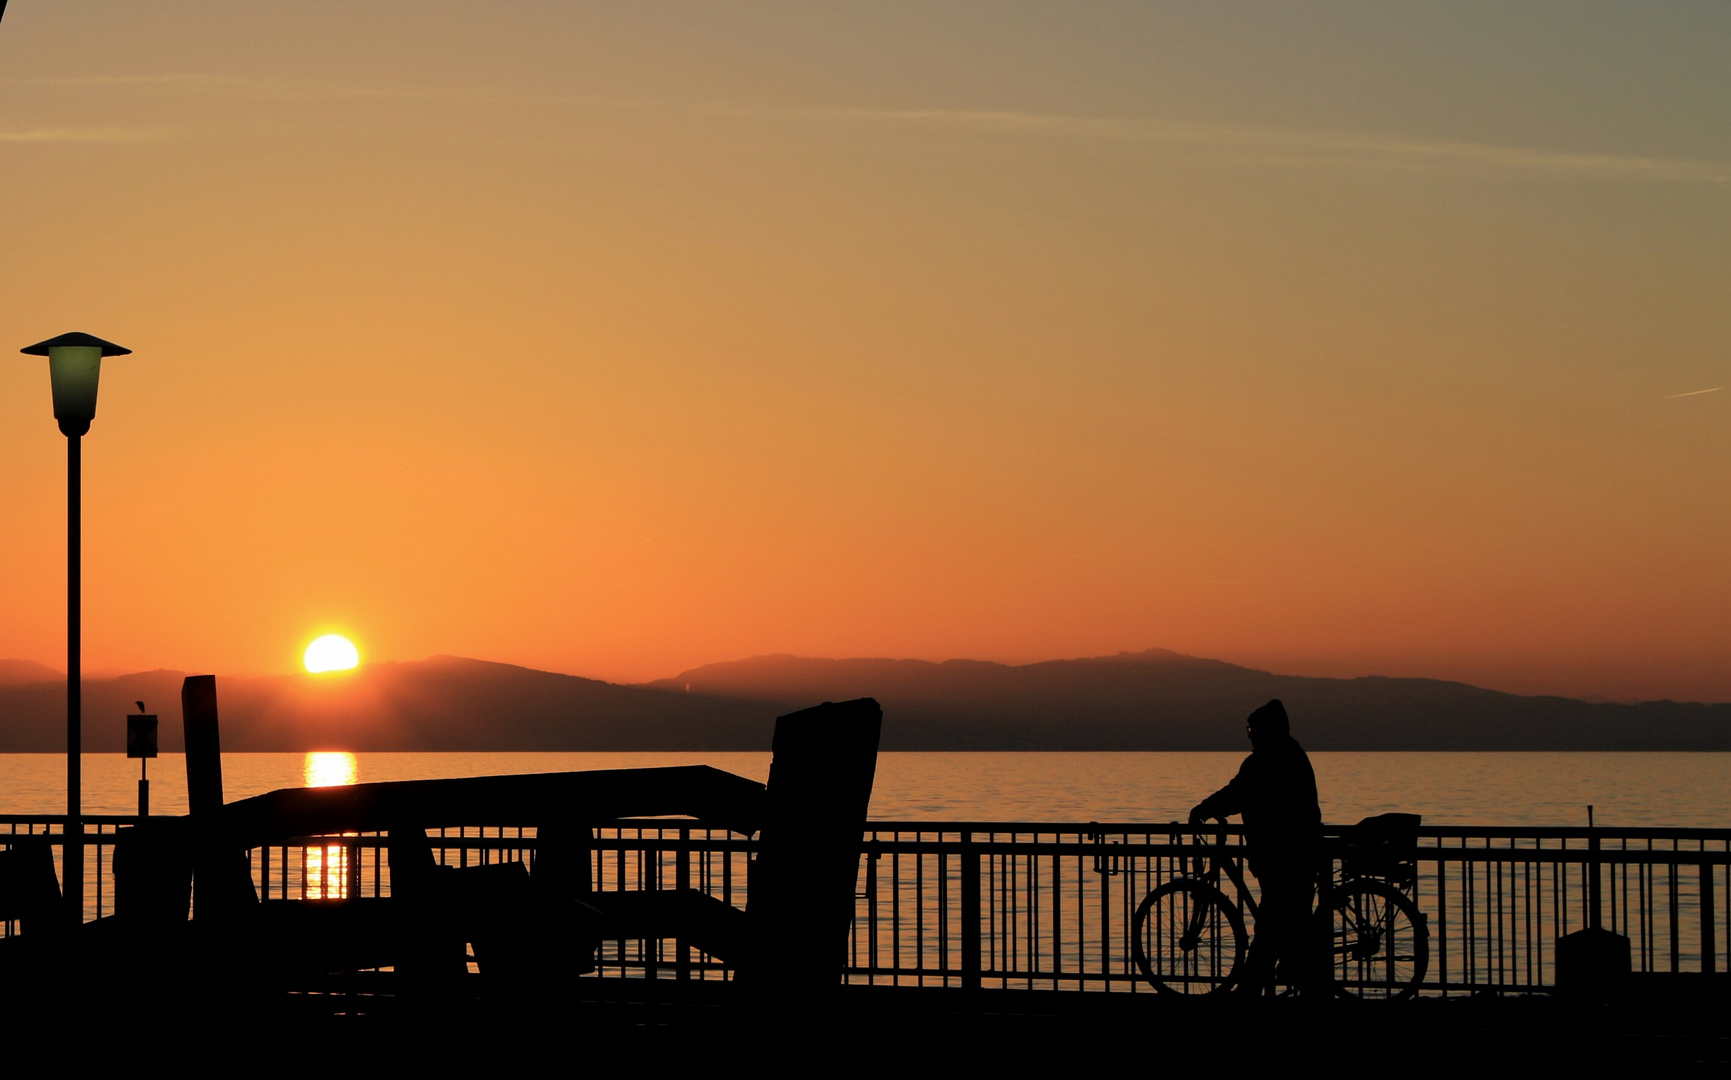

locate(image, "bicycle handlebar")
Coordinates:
1171 816 1232 877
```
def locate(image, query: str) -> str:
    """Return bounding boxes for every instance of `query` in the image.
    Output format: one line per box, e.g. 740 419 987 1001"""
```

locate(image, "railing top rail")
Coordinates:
858 820 1731 841
1 814 148 827
4 813 1730 843
1409 825 1731 841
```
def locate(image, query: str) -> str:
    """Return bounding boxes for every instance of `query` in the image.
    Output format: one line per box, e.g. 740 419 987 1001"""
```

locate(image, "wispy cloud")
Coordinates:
15 74 1730 184
0 126 175 143
8 73 607 108
784 106 1731 184
18 74 243 90
1666 386 1724 399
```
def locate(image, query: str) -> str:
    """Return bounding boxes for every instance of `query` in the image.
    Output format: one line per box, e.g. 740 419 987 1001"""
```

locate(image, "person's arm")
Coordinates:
1189 759 1252 823
1190 779 1241 823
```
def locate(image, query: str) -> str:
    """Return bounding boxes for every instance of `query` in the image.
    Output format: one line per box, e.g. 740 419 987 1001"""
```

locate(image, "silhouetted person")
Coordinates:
1189 698 1323 996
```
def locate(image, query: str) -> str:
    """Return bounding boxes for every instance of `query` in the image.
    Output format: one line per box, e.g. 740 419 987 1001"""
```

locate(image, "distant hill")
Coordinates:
646 649 1731 751
0 649 1726 752
0 659 60 686
0 656 771 753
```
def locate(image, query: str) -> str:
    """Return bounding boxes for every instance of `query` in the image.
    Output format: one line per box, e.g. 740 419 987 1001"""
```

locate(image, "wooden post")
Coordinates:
182 676 224 819
181 675 255 917
745 697 882 992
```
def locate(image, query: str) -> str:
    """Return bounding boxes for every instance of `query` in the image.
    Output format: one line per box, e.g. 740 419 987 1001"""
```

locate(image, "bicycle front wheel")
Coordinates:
1132 880 1246 996
1323 878 1429 1000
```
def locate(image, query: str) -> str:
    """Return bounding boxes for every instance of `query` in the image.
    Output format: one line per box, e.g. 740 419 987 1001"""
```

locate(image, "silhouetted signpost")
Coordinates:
17 331 133 924
127 706 157 817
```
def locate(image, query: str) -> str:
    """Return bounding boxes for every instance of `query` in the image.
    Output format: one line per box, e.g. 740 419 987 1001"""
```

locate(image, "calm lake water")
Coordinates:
1 751 1727 829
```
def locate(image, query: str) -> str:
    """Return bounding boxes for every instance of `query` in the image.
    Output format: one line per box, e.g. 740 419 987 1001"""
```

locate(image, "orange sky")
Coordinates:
2 4 1727 702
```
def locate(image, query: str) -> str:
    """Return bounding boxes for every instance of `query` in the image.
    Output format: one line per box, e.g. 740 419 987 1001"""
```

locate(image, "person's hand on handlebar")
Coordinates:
1188 805 1209 825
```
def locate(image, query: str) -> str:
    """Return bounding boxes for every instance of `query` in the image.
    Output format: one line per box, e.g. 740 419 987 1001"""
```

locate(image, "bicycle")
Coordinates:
1131 813 1430 999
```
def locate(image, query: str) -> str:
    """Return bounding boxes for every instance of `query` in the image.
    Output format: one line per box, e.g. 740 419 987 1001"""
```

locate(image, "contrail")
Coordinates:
1667 387 1724 399
0 127 175 143
777 105 1731 184
16 72 1731 185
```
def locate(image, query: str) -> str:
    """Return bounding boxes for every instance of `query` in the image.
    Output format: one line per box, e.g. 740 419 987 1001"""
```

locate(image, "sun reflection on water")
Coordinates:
303 840 350 898
303 751 358 788
300 753 359 898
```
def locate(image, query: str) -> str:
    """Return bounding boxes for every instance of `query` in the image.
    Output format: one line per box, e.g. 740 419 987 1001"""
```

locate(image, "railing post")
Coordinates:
866 840 880 977
676 826 691 982
643 836 659 983
1587 817 1602 931
1701 859 1717 975
961 830 981 992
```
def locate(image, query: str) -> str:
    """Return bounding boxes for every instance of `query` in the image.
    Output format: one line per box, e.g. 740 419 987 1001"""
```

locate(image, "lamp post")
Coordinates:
19 330 132 924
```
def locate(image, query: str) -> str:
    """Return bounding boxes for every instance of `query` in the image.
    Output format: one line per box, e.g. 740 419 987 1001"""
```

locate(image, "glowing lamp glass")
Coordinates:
48 345 104 434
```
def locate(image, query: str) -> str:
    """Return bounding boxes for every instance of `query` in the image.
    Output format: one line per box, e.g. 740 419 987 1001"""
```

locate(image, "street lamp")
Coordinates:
19 330 132 923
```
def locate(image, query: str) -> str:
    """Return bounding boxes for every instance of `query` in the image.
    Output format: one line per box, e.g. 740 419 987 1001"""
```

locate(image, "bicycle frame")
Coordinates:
1153 818 1428 998
1170 821 1260 937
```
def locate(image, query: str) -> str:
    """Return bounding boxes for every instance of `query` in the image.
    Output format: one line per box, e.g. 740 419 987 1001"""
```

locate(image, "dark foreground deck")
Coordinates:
8 974 1726 1068
4 815 1730 1068
493 979 1731 1068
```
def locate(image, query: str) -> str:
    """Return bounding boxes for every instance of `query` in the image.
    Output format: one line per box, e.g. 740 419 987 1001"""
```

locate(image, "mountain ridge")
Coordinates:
0 649 1725 752
644 650 1730 751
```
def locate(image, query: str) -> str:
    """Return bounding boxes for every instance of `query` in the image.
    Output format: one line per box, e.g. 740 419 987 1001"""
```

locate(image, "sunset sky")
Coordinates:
2 4 1726 703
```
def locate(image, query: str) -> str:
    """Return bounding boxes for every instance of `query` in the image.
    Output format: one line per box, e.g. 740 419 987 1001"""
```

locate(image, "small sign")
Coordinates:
127 714 158 759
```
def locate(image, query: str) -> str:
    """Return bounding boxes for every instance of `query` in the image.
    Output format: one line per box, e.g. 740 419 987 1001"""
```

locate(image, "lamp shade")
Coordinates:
20 332 132 437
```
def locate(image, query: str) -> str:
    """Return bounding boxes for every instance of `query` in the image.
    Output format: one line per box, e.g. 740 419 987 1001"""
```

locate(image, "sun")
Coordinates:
304 634 360 674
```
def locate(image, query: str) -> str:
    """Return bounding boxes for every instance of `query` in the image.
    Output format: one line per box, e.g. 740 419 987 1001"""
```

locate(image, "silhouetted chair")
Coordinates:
0 837 62 937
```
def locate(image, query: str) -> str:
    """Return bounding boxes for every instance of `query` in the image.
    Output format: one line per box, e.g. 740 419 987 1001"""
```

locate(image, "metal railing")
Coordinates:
847 822 1730 994
5 816 1727 995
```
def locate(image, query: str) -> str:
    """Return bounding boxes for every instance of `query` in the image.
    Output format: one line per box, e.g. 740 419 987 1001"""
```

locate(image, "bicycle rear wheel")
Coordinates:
1132 880 1246 996
1323 878 1428 1000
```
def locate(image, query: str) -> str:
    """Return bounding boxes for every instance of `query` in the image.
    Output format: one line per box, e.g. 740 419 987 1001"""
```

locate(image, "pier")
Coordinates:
3 818 1728 1065
2 682 1727 1066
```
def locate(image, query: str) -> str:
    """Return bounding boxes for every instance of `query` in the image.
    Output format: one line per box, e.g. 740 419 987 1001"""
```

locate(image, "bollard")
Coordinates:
1556 925 1630 1000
